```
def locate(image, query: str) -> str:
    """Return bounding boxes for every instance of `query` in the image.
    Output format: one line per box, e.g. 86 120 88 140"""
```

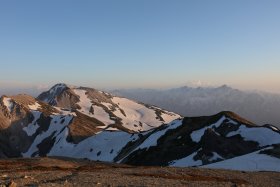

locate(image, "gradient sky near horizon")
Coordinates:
0 0 280 93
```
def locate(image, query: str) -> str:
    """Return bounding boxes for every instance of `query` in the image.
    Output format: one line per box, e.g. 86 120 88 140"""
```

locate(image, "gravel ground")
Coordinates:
0 157 279 187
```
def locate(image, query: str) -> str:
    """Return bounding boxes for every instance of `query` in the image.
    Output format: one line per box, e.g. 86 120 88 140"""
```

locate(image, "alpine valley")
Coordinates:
0 83 280 172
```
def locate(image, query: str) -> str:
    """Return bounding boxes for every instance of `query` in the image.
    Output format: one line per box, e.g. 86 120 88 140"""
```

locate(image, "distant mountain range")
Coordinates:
0 83 279 172
112 85 280 127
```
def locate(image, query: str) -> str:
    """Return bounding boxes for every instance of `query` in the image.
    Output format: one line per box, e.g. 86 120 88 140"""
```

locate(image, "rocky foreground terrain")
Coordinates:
0 157 280 187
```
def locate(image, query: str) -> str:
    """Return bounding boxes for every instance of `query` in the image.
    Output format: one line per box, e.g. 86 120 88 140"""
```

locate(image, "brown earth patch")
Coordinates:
0 157 279 187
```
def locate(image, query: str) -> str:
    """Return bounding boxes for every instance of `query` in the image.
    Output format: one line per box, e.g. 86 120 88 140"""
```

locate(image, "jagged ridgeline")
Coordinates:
0 83 179 157
0 83 280 171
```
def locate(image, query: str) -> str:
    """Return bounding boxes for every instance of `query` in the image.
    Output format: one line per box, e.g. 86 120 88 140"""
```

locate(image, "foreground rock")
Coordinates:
0 157 279 187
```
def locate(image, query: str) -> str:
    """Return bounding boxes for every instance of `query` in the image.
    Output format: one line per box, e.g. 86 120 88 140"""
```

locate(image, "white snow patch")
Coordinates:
226 125 280 146
73 89 115 127
23 111 41 136
269 125 279 131
209 152 224 162
28 102 41 110
73 89 92 114
111 97 179 132
3 97 14 112
135 119 182 150
170 151 202 167
49 84 67 94
22 115 73 157
116 120 182 163
43 84 68 103
48 130 139 162
101 102 113 110
161 112 180 123
53 107 77 116
203 149 280 172
150 106 181 122
191 116 226 143
94 105 115 126
106 127 119 131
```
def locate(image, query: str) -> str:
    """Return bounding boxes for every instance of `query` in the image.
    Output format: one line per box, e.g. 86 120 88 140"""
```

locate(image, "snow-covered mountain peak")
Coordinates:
37 84 181 134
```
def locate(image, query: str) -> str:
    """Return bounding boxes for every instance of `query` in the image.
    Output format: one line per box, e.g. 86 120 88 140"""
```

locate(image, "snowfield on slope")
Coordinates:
47 119 184 163
3 97 14 112
111 97 179 131
22 114 74 157
226 125 280 146
190 116 226 143
169 151 203 167
23 111 41 136
23 118 183 163
48 130 139 162
28 102 41 110
72 87 180 132
20 110 280 172
190 115 280 147
73 89 115 127
202 149 280 172
135 119 183 150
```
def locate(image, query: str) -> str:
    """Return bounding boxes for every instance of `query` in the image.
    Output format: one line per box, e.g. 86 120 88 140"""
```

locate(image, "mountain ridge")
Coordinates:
0 83 279 172
112 85 280 127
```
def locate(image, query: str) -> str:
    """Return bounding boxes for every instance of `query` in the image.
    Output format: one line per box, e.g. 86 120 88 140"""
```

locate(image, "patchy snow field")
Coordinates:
203 149 280 172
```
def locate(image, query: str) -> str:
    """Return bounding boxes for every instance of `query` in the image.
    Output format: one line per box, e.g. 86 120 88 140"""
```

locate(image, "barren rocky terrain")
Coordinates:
0 157 279 187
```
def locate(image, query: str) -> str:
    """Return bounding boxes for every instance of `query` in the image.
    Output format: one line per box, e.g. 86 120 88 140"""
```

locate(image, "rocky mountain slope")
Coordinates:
38 83 180 133
112 85 280 127
117 111 280 171
0 83 280 172
0 83 179 158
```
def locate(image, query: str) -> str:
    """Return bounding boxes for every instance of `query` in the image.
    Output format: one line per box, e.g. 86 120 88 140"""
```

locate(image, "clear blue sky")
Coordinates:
0 0 280 92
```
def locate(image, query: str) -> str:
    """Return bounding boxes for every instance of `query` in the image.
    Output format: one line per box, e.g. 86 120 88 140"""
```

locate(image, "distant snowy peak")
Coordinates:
111 85 280 127
37 83 69 105
182 80 213 88
169 84 234 93
37 84 181 133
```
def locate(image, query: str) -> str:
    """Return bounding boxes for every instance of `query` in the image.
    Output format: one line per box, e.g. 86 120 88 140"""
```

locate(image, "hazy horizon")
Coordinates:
1 0 280 93
1 81 280 97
